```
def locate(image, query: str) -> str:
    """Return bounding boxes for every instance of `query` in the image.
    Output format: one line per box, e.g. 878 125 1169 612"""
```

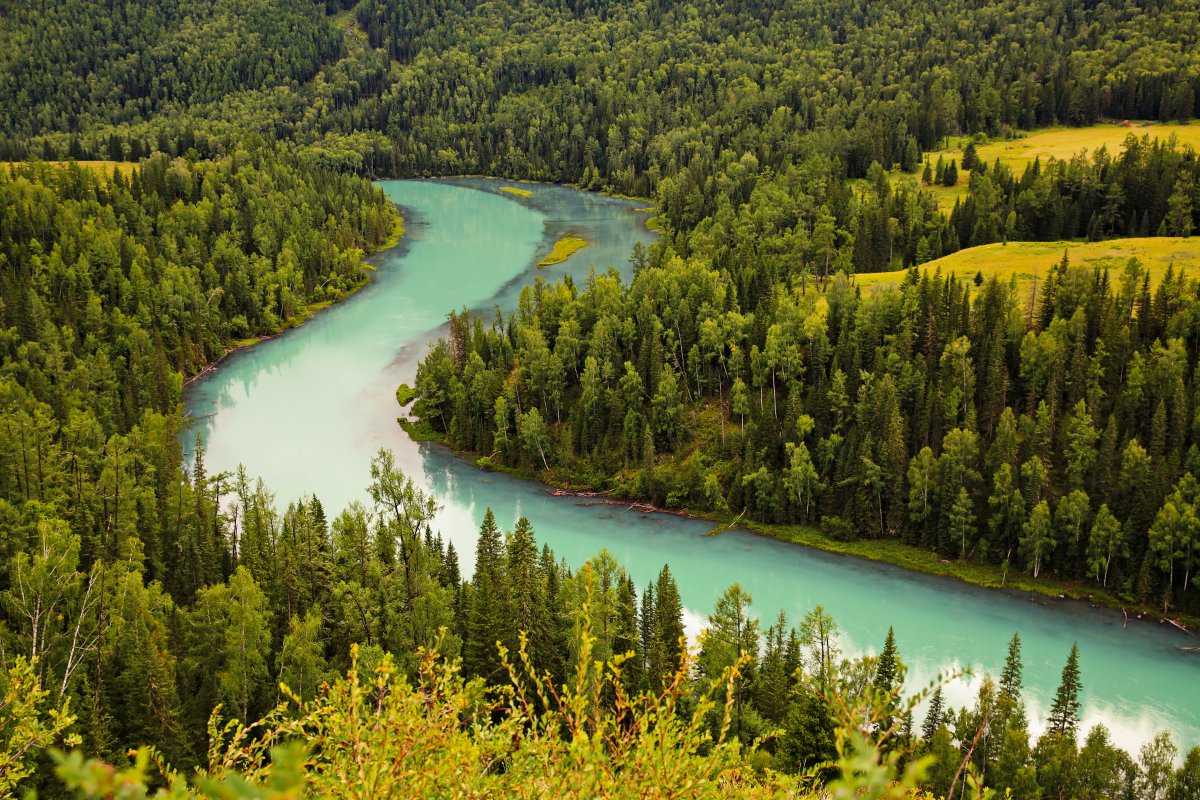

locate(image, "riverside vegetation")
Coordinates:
3 0 1200 795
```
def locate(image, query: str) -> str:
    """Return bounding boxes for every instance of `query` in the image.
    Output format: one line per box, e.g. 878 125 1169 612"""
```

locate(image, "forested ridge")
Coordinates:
409 125 1200 619
0 0 353 137
3 0 1200 795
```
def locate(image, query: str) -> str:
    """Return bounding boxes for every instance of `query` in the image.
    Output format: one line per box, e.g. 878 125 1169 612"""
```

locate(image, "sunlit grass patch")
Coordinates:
538 234 589 266
2 160 137 178
888 122 1200 212
853 237 1200 296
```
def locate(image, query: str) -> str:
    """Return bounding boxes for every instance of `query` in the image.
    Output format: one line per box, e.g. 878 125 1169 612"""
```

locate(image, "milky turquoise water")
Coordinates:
184 178 1200 753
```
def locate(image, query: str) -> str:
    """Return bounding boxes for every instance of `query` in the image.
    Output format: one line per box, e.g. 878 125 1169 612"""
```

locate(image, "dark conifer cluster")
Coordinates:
414 243 1200 615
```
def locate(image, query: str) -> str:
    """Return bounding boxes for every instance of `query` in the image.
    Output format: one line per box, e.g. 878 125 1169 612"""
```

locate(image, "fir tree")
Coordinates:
962 140 980 171
1046 643 1082 737
873 627 899 696
648 565 684 686
999 632 1023 701
943 159 959 187
464 509 508 681
922 686 945 742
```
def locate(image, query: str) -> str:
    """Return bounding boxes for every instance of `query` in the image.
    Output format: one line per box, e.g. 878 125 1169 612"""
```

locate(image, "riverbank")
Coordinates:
185 207 405 388
398 413 1200 634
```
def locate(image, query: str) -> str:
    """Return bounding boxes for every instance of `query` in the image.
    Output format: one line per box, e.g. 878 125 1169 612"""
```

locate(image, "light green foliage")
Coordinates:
277 610 329 704
0 657 79 794
1020 501 1054 579
50 588 977 800
220 568 275 724
698 583 761 744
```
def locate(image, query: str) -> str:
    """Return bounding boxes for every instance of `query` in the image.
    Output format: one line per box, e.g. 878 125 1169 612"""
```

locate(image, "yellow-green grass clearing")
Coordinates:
937 122 1200 171
2 160 138 178
853 237 1200 296
885 171 966 213
538 234 589 266
500 185 533 198
893 122 1200 212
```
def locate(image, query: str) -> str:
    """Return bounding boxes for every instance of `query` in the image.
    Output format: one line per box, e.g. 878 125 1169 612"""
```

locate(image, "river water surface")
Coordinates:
184 178 1200 753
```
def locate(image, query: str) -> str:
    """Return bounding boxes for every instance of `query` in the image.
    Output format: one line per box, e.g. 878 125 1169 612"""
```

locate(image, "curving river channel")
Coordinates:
184 178 1200 754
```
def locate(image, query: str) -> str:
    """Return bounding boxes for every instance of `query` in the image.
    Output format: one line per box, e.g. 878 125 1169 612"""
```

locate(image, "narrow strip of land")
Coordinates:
538 234 589 266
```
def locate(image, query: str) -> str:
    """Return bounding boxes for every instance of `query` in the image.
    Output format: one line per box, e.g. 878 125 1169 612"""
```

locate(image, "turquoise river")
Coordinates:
184 178 1200 753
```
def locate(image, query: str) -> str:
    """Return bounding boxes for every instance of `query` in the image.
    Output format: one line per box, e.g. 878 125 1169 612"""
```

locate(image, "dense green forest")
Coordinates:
411 243 1200 615
0 0 353 137
4 442 1200 797
4 0 1199 189
4 0 1200 795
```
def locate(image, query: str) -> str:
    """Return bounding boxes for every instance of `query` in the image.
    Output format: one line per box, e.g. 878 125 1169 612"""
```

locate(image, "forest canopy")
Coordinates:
3 0 1200 796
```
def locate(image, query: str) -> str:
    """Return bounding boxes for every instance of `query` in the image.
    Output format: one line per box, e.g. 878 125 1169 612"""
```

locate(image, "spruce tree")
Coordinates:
922 685 945 742
872 626 902 744
1047 642 1083 737
943 159 959 187
506 516 545 670
613 574 642 690
999 632 1023 701
648 565 684 686
873 627 899 696
464 509 508 681
639 581 655 686
962 140 979 171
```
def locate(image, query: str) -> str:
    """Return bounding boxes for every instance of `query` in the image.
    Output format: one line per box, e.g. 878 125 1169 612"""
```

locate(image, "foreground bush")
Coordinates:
45 593 945 799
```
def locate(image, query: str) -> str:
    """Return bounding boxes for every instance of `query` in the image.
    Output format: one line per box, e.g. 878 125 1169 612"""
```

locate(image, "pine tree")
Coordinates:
872 626 902 743
612 574 642 690
922 685 945 742
1046 643 1082 737
648 565 684 686
639 580 655 686
464 509 508 681
999 632 1023 701
962 140 979 172
873 627 899 696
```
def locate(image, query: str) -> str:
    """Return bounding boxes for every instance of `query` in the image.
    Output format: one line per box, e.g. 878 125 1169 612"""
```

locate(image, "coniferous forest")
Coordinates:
2 0 1200 797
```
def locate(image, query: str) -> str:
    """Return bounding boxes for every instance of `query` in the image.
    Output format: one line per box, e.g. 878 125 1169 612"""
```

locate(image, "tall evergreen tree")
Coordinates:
999 632 1023 702
464 509 508 681
922 686 945 743
648 565 684 686
1046 643 1083 737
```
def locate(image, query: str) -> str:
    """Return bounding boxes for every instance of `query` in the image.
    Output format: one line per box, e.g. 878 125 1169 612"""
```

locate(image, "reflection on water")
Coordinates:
184 179 1200 754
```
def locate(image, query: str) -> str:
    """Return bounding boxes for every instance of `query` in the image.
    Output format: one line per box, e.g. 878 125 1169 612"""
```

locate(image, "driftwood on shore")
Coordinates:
544 488 700 519
182 337 275 387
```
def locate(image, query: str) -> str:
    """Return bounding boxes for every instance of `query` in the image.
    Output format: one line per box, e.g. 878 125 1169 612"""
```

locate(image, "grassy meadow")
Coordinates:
538 234 589 266
888 122 1200 211
854 237 1200 296
2 159 137 178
